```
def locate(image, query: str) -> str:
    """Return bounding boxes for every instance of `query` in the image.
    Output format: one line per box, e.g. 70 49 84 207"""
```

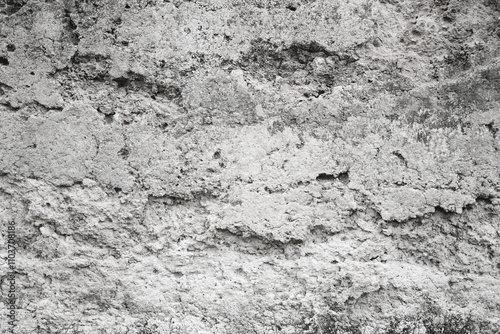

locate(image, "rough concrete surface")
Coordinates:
1 0 500 333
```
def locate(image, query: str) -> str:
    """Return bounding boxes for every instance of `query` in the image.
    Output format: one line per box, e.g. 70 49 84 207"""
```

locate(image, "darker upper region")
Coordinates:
239 39 357 83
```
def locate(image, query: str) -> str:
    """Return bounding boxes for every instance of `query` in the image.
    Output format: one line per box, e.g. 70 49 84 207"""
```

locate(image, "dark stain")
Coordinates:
239 38 358 85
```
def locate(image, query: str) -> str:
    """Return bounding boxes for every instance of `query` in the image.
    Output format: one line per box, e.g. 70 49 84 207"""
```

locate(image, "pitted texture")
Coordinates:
1 0 500 333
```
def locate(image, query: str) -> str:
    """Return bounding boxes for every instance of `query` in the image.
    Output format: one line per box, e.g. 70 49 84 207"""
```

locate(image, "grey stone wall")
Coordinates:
1 0 500 332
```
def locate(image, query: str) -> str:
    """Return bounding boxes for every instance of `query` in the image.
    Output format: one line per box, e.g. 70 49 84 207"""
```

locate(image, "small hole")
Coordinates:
30 71 35 75
114 187 122 193
316 173 335 181
286 4 297 11
213 150 221 159
104 114 114 123
125 3 130 9
6 44 15 52
113 77 128 88
0 57 9 66
121 41 129 46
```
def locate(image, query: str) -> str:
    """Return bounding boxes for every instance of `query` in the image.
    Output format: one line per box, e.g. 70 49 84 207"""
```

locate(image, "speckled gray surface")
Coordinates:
1 0 500 333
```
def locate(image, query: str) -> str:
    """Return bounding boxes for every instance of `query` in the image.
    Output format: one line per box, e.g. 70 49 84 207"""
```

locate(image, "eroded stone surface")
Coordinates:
1 0 500 333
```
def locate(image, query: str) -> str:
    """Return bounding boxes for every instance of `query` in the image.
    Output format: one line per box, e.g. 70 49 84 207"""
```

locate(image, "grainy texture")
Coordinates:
1 0 500 333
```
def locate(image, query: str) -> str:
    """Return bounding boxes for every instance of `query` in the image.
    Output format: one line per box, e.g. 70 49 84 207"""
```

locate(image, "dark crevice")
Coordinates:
113 76 129 88
486 122 498 138
316 173 336 181
33 100 63 111
476 194 494 205
55 180 83 188
434 205 456 217
442 15 453 23
316 171 349 184
392 151 408 167
0 101 20 111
